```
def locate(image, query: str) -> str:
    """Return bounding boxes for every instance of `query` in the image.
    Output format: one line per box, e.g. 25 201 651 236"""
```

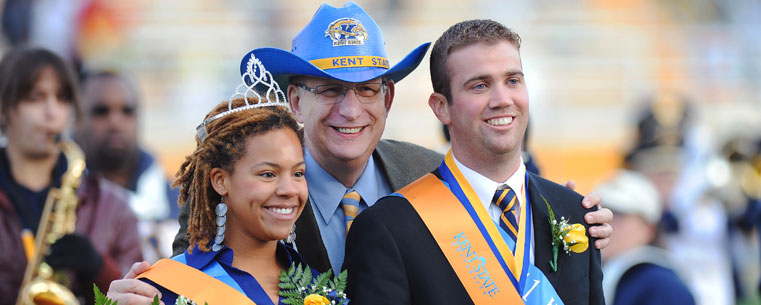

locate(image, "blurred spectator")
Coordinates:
624 93 692 232
716 135 761 302
596 169 695 305
76 70 179 262
0 47 141 305
1 0 33 46
625 93 734 305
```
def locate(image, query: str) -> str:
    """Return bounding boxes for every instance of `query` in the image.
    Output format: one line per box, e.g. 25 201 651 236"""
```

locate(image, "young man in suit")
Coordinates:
344 20 604 304
106 4 612 304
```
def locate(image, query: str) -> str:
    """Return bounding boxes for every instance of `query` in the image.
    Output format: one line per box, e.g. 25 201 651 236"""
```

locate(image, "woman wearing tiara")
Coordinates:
135 56 345 305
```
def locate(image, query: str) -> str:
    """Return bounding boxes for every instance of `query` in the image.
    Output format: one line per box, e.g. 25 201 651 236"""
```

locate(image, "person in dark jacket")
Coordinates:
597 169 695 305
77 70 180 261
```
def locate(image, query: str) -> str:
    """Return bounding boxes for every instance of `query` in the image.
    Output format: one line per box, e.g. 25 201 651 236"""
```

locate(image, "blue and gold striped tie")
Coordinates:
493 185 518 243
341 190 361 235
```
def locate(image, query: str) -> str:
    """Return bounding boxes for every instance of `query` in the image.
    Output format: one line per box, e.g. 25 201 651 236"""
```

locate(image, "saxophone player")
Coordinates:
0 47 143 305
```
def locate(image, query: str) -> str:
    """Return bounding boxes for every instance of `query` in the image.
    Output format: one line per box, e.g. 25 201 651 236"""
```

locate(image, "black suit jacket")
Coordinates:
172 139 443 272
343 170 604 305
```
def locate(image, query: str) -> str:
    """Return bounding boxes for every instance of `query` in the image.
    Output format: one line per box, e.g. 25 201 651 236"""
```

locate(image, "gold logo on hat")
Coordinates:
325 18 367 47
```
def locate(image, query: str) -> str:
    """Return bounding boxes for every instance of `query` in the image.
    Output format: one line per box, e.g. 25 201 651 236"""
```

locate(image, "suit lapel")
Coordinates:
294 143 437 273
373 143 407 190
528 174 564 287
293 144 417 273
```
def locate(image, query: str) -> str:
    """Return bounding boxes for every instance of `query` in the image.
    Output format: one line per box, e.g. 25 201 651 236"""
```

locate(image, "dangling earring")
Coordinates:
212 200 227 252
284 224 296 245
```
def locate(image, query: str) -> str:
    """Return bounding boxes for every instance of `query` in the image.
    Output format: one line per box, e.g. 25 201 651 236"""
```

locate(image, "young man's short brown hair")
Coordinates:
430 19 522 103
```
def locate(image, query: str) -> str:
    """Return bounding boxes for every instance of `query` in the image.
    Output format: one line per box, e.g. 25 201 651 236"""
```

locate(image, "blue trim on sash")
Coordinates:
495 221 517 251
438 162 521 290
438 161 563 304
172 253 245 294
396 165 565 304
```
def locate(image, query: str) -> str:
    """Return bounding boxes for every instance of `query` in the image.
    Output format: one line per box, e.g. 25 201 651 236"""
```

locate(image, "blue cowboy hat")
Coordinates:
240 2 430 88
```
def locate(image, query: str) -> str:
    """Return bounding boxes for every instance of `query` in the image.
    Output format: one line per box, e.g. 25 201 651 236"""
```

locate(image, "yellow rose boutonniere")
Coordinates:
543 196 589 272
304 294 330 305
563 223 589 253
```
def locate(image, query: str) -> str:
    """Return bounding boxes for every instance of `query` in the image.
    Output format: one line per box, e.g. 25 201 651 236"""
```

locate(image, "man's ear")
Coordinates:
209 168 229 197
383 79 395 115
287 84 304 123
428 92 451 125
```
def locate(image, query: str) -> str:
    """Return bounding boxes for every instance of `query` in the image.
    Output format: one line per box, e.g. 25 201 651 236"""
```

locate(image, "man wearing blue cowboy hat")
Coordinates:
227 2 610 276
106 3 612 303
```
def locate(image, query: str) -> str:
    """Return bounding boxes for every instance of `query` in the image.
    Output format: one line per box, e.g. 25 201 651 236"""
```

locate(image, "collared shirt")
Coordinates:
451 153 535 263
304 147 392 274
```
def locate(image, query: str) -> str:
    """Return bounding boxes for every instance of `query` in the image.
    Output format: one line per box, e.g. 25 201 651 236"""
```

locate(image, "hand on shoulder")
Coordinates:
564 180 612 250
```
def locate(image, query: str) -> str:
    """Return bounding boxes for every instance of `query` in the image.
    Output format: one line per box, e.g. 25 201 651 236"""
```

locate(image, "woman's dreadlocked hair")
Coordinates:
173 97 303 252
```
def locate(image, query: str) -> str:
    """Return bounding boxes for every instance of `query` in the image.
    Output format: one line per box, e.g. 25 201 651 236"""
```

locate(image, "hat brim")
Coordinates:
240 42 430 89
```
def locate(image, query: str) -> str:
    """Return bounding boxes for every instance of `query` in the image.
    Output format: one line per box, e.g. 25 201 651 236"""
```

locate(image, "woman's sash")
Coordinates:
137 258 257 305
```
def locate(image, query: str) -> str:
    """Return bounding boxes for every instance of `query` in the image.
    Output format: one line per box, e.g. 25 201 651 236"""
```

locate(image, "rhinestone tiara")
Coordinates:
195 53 289 142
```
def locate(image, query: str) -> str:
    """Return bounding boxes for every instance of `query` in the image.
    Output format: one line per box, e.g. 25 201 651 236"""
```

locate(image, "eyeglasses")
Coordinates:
294 81 386 104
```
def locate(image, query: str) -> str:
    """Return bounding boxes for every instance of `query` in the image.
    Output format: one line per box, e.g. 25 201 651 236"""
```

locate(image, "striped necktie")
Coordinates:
341 190 361 235
493 185 518 243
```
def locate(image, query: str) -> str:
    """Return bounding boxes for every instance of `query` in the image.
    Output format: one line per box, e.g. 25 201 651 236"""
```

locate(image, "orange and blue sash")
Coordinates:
137 258 257 305
395 151 563 304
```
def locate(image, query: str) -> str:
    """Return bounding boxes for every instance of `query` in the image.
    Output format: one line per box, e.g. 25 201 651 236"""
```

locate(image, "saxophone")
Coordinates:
16 139 86 305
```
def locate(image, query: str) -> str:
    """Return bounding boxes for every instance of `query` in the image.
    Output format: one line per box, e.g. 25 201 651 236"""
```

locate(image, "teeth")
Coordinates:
336 127 362 134
487 117 512 126
268 207 293 215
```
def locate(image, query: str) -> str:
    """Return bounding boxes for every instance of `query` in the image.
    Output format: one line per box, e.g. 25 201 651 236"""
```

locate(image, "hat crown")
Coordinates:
240 1 430 86
291 2 387 62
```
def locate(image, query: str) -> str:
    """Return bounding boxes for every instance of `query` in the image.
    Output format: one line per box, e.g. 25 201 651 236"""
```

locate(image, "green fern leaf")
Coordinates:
279 269 289 282
299 265 313 289
293 264 304 283
336 269 348 292
93 284 117 305
314 269 332 289
282 299 300 305
278 282 296 289
542 195 555 221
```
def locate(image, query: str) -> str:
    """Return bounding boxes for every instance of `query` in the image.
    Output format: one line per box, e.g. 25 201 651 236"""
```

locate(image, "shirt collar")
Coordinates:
304 147 384 225
184 243 233 270
451 153 526 211
183 242 296 270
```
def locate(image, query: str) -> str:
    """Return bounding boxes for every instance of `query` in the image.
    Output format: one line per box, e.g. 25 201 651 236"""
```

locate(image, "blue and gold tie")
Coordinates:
341 190 361 235
493 185 518 243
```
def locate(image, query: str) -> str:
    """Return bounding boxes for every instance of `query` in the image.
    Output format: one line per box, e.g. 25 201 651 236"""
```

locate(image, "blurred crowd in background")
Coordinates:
0 0 759 305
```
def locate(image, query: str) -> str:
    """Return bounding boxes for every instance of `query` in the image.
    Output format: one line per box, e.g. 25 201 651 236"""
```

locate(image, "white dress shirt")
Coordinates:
451 153 535 263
